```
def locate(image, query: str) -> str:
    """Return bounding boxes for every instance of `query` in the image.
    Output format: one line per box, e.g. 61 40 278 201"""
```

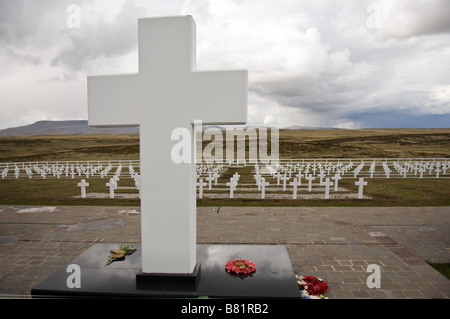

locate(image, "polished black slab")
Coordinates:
136 263 201 285
31 243 300 298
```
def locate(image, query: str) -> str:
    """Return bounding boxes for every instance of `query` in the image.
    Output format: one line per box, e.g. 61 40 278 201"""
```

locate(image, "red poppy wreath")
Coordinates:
225 259 256 275
297 275 329 296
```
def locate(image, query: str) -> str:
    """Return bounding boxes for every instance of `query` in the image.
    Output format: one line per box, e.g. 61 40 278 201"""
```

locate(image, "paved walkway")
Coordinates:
0 205 449 298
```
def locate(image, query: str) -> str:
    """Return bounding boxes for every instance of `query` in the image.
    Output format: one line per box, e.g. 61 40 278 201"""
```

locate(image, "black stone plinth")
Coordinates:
136 263 201 285
31 243 300 298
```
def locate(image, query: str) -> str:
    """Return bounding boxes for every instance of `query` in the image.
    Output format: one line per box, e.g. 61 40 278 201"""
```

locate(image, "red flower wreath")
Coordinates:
225 259 256 275
298 275 328 295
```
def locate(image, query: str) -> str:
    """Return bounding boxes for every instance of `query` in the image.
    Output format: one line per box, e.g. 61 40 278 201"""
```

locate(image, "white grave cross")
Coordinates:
226 178 238 198
280 174 289 191
197 178 206 198
331 173 341 192
355 177 368 199
306 174 315 192
323 177 333 199
260 177 269 199
77 179 89 198
106 178 117 199
88 16 247 275
205 174 214 190
289 178 301 199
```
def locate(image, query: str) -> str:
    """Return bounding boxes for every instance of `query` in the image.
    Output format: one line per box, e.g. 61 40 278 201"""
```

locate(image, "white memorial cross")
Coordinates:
88 16 247 275
213 171 220 185
1 168 7 179
25 167 33 179
226 178 238 198
323 177 333 199
276 172 281 185
134 174 142 198
77 179 89 198
295 172 303 184
289 178 301 199
318 171 325 185
205 174 214 190
197 178 206 198
306 174 315 192
254 173 262 190
260 177 269 199
369 162 376 178
355 177 368 199
331 173 341 192
280 174 289 191
106 178 117 199
435 166 441 178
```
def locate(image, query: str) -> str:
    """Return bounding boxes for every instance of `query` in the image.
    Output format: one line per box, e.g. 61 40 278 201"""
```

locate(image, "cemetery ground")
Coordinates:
0 128 449 207
0 167 449 207
1 128 450 163
1 128 449 299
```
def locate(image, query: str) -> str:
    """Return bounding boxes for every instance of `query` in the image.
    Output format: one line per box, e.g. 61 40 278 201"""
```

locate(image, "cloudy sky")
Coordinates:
1 0 450 130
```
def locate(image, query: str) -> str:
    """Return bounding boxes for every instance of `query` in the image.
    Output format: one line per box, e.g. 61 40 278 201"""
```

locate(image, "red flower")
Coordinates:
299 276 328 295
225 259 256 275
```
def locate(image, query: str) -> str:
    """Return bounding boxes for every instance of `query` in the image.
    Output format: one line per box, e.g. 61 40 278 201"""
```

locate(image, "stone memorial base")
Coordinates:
31 243 300 298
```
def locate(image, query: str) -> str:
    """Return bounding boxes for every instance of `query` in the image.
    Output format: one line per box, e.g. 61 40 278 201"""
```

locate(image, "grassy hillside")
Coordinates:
0 134 140 162
0 128 448 207
1 128 449 163
277 128 450 158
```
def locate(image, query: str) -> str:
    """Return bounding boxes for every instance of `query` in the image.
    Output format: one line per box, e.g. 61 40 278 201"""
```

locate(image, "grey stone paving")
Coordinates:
0 205 449 298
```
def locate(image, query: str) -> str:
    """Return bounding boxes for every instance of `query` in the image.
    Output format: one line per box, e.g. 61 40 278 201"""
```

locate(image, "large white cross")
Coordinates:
88 16 247 274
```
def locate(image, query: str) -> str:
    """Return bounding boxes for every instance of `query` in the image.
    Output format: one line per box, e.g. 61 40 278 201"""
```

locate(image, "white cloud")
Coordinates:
427 85 450 114
0 0 449 130
0 0 183 130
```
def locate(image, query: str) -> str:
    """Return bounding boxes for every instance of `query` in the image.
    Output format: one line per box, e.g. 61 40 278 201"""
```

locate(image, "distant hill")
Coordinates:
0 120 139 137
283 125 336 130
0 120 337 137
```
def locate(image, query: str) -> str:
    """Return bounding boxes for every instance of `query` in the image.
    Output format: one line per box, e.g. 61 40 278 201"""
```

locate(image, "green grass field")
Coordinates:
0 167 449 207
0 128 449 207
1 128 449 163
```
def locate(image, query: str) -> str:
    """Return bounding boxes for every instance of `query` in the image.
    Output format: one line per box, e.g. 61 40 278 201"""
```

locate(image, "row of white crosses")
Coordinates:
0 161 141 179
76 163 141 198
277 161 354 176
272 159 449 179
1 158 447 200
196 164 223 198
258 161 372 199
77 171 120 199
2 164 35 179
266 162 346 198
392 160 448 178
250 163 350 199
2 159 447 180
192 158 450 200
0 160 141 199
197 164 223 187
